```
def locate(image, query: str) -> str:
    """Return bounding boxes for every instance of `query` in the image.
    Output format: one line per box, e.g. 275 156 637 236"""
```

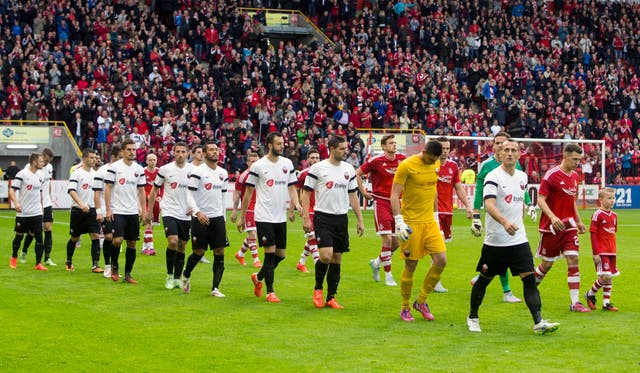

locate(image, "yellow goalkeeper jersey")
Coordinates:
393 154 439 223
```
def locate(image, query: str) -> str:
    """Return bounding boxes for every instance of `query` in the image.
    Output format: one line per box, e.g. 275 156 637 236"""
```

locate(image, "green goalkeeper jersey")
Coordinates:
473 156 531 210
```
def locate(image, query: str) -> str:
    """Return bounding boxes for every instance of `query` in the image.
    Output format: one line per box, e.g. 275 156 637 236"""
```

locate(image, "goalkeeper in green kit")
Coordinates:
470 132 537 303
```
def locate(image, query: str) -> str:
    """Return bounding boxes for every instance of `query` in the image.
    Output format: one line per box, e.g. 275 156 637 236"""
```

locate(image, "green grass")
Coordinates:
0 209 639 372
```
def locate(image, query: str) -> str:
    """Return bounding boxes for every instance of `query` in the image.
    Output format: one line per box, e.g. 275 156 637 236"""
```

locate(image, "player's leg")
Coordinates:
247 230 261 267
142 221 154 255
182 218 206 292
89 232 102 272
210 217 227 297
20 233 33 263
10 218 25 268
370 200 395 284
313 246 331 307
534 233 558 285
110 216 125 281
175 239 187 285
566 253 589 312
43 214 55 266
325 252 343 308
468 244 499 331
601 273 616 311
165 235 179 289
122 215 140 283
102 227 113 278
400 259 418 321
65 234 80 271
585 255 604 309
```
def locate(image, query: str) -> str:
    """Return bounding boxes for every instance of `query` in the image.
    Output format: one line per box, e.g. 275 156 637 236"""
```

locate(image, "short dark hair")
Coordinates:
328 135 346 149
424 140 443 157
204 140 218 151
29 152 41 165
42 147 54 158
381 134 395 146
248 151 260 158
436 136 449 142
81 148 94 159
563 143 583 155
494 131 511 140
110 144 122 158
122 138 136 148
307 147 320 156
191 144 203 154
174 142 189 151
266 131 283 146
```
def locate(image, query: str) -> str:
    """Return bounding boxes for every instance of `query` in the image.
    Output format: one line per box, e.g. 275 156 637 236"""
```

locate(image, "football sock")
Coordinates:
273 254 285 269
417 265 444 304
22 234 33 254
166 248 176 275
91 239 100 264
326 263 341 301
373 256 381 268
12 235 23 257
589 279 604 296
602 281 612 305
400 268 414 309
534 264 548 285
469 275 491 319
248 238 259 260
522 274 542 324
567 265 580 304
111 244 121 269
174 252 185 279
499 273 510 293
261 252 275 293
34 237 44 264
212 254 225 290
183 253 203 278
44 231 52 258
308 236 319 263
299 243 310 264
239 238 249 255
66 239 76 262
143 228 153 249
315 260 329 290
124 247 136 276
380 245 392 272
103 239 112 265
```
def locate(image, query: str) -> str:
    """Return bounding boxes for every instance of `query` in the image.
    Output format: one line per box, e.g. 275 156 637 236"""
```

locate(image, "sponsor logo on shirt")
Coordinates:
26 184 33 191
266 179 286 187
82 183 90 190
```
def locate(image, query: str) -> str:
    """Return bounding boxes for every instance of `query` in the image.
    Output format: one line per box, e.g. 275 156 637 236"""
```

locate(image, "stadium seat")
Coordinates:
634 176 640 184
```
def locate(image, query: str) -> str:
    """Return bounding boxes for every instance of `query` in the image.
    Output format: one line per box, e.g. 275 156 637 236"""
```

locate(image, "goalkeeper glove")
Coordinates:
394 214 412 242
471 213 483 237
527 204 538 222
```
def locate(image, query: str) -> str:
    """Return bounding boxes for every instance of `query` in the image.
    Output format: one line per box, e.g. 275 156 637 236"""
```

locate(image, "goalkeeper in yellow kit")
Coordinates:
391 140 447 322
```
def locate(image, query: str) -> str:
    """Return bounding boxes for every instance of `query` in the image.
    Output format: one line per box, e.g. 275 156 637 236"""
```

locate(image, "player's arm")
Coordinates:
349 190 364 236
147 185 160 223
473 163 487 212
573 199 586 233
537 193 564 232
301 188 312 233
390 181 410 241
8 187 20 212
104 183 113 221
454 181 474 219
355 167 372 200
390 182 403 217
288 184 300 222
93 181 103 221
237 184 254 231
485 196 518 236
137 186 146 217
229 188 241 222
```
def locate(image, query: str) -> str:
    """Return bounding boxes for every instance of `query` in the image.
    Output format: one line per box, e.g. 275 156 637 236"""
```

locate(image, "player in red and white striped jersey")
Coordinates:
356 134 406 286
230 152 262 268
585 188 620 311
294 148 320 273
535 144 590 312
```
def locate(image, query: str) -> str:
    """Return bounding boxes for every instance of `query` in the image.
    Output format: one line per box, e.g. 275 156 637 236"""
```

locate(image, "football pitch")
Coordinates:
0 209 638 372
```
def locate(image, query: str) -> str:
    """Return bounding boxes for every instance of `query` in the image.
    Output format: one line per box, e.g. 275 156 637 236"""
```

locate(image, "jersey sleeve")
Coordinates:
393 161 409 186
483 172 498 201
137 166 147 188
67 170 79 192
154 167 166 188
348 165 358 193
538 176 551 197
188 170 200 191
589 211 599 234
359 158 371 174
296 171 306 189
287 163 297 186
12 172 23 190
304 165 318 191
473 163 489 209
245 165 258 187
222 170 229 193
104 166 116 184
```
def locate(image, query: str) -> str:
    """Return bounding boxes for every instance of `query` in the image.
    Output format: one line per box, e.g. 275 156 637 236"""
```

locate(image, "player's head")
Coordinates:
561 143 583 171
380 134 397 155
436 136 450 160
81 148 97 168
203 141 219 164
174 142 189 165
42 148 54 165
266 131 284 157
247 151 259 167
122 138 136 162
421 140 442 165
28 152 42 168
110 144 123 163
146 153 158 168
328 135 348 162
191 144 204 163
493 131 510 159
598 187 616 210
307 148 320 166
501 139 520 168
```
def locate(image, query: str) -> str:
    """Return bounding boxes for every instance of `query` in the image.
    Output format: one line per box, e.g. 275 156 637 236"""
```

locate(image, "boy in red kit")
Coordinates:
143 153 161 255
585 188 620 311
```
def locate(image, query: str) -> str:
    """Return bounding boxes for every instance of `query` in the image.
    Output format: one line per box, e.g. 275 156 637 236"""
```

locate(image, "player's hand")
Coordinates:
356 220 365 237
14 203 22 213
155 196 162 203
302 216 312 234
465 207 474 219
80 203 90 213
527 204 537 222
362 190 373 201
230 210 237 223
550 216 565 233
237 215 245 232
106 208 114 222
288 209 296 222
394 214 412 242
503 221 519 236
592 254 601 264
96 212 104 222
196 211 209 225
471 213 482 237
577 221 587 234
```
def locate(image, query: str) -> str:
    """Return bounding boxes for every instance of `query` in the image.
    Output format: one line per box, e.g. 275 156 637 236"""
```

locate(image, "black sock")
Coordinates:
522 274 543 324
326 263 341 300
12 235 23 257
111 244 121 270
183 253 202 278
315 260 329 290
469 275 492 319
34 235 44 264
103 239 112 265
124 247 136 276
91 239 100 266
261 252 275 293
66 239 76 262
273 254 285 269
174 252 185 279
22 234 33 254
212 254 225 290
44 231 52 259
166 248 176 275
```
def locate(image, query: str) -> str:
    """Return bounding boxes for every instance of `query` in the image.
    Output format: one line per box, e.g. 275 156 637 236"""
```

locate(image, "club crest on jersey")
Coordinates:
344 172 349 180
26 184 33 190
520 183 526 190
325 181 334 189
204 183 213 190
505 194 513 203
282 168 288 174
219 174 224 181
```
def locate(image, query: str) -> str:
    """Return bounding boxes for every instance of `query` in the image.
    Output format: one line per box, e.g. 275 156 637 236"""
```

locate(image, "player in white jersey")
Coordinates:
93 145 123 278
467 140 559 335
66 149 102 272
238 131 301 303
104 139 147 284
303 136 364 309
9 153 46 270
147 142 194 290
20 148 57 266
190 144 210 264
183 142 229 296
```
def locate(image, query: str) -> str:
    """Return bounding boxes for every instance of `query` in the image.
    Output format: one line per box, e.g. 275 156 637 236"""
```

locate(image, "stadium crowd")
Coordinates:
2 0 640 183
